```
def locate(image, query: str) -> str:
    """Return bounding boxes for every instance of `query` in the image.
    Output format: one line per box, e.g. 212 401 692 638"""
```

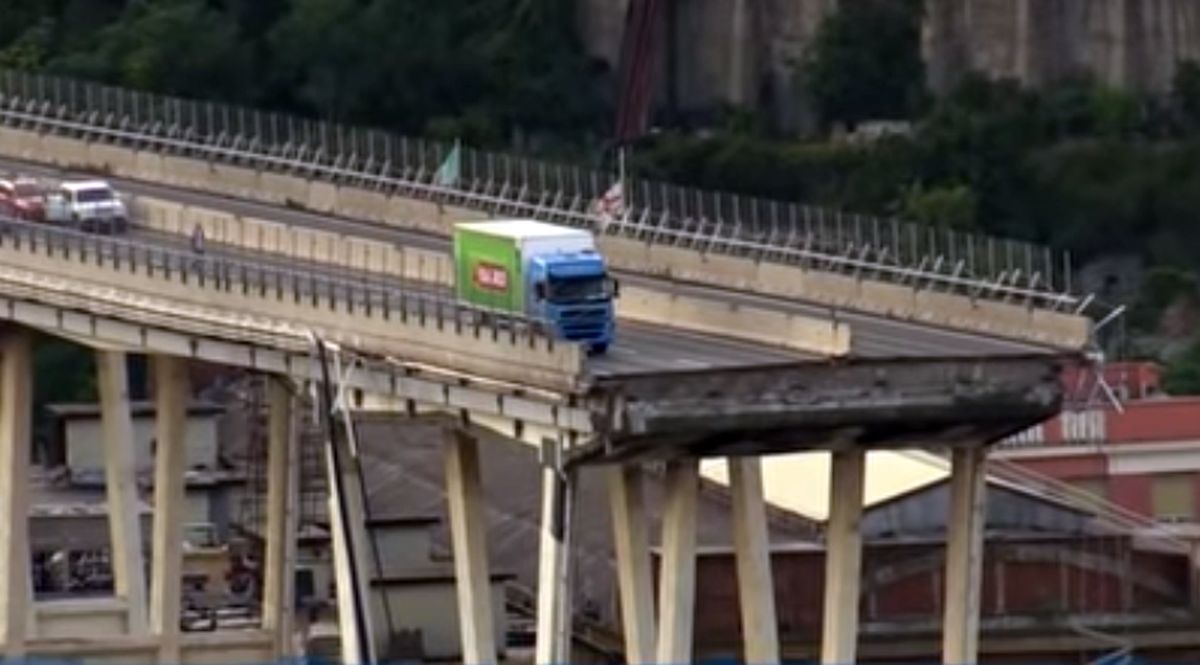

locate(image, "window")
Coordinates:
75 187 113 203
1151 474 1195 522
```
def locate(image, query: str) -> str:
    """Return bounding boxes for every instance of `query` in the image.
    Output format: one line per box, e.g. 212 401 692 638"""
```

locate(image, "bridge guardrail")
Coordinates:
0 213 584 389
0 70 1080 313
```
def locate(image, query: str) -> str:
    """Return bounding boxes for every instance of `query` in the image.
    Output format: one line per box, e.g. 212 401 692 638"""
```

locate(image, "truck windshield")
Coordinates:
75 188 113 203
548 276 611 302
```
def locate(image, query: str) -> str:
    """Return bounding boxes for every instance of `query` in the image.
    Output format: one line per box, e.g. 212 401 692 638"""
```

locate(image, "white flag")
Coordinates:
590 180 626 228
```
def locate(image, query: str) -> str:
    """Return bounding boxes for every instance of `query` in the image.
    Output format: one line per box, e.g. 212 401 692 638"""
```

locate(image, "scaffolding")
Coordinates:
234 374 329 543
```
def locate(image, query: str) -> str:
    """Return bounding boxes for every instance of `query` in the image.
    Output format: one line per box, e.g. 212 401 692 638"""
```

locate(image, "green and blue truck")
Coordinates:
452 219 619 353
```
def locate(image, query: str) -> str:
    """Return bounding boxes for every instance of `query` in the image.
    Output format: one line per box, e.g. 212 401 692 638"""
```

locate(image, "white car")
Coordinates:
43 179 129 233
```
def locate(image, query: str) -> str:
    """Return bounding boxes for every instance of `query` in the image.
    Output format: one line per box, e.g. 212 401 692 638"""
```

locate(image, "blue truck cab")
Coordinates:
526 248 618 353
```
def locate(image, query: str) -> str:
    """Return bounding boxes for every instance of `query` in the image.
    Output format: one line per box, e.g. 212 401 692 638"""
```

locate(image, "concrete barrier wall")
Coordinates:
132 196 848 355
0 228 583 391
0 125 1091 349
617 284 850 356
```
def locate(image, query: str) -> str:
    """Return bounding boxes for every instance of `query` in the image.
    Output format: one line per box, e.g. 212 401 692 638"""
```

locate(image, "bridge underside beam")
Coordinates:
573 354 1067 465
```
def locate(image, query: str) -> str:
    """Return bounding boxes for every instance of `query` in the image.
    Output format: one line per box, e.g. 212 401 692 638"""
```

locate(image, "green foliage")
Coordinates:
0 0 604 147
1164 336 1200 395
1129 267 1200 333
899 183 977 231
800 0 925 129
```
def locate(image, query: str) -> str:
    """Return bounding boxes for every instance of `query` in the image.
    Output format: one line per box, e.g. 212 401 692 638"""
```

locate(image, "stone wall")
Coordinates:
577 0 1200 130
924 0 1200 95
576 0 837 131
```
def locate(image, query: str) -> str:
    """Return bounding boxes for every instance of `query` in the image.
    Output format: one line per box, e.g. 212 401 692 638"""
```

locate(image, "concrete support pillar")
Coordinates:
608 464 656 664
148 355 188 664
729 457 779 665
942 446 987 665
325 402 377 665
262 377 299 659
444 429 497 665
655 458 699 665
821 449 866 665
0 330 32 659
97 350 148 635
535 439 573 665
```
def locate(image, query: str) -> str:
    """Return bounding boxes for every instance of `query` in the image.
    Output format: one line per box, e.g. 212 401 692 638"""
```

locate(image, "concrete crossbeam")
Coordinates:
821 449 866 665
444 429 498 665
0 328 32 658
148 354 188 664
97 350 148 635
942 446 987 665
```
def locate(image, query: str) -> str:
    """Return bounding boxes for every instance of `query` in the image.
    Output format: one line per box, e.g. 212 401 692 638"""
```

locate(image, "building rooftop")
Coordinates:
46 400 225 420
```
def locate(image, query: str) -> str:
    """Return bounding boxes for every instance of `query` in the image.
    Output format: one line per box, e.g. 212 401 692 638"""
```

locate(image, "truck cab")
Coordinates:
526 250 618 353
43 179 129 234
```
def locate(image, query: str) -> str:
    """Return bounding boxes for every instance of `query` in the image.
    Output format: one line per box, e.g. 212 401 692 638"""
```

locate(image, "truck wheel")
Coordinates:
590 343 609 355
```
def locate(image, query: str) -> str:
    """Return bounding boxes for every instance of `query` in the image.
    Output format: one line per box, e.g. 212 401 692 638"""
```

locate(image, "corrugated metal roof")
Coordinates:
699 450 952 522
46 400 225 419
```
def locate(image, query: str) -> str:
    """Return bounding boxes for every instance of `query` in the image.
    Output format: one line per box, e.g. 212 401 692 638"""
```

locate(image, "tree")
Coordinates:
800 0 925 130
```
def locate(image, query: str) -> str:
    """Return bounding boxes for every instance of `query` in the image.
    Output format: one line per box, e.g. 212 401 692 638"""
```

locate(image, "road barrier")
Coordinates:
131 196 851 357
0 212 584 391
0 125 1088 349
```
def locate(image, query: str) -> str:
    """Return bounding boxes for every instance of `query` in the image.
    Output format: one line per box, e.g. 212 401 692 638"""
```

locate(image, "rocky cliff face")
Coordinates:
576 0 837 131
924 0 1200 94
576 0 1200 130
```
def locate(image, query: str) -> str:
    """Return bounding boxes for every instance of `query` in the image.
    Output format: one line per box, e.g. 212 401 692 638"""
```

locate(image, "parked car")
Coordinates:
0 177 47 221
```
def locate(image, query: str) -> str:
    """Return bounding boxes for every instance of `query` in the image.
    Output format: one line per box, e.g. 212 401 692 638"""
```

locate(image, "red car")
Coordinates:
0 177 46 221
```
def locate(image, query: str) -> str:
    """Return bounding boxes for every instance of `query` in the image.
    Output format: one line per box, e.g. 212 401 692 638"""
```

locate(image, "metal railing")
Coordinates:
0 212 561 347
0 70 1083 312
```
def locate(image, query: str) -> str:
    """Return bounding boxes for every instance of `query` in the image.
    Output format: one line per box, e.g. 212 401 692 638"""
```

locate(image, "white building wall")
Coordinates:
65 414 219 472
370 582 508 661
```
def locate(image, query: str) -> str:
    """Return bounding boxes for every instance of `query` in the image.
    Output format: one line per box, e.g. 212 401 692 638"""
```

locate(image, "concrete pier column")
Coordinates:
148 355 188 664
607 464 656 664
97 350 148 635
262 377 300 658
444 429 497 665
535 438 573 665
821 449 866 665
729 457 780 664
655 458 699 664
0 329 32 659
942 446 987 665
